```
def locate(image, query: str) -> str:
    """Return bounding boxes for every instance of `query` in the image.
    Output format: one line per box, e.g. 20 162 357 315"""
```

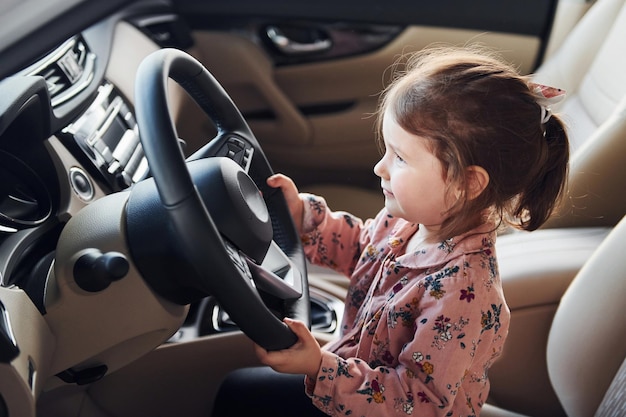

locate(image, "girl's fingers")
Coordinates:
266 173 291 189
283 318 309 339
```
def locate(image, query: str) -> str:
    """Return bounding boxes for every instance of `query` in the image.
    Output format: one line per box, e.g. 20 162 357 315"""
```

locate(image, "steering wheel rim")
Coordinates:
132 48 309 350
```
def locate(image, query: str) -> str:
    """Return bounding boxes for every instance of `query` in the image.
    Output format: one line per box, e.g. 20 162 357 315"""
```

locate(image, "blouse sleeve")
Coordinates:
305 252 509 417
299 193 372 278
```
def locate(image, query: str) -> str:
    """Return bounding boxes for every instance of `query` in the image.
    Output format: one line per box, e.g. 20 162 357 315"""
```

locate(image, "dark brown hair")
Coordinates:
376 46 569 241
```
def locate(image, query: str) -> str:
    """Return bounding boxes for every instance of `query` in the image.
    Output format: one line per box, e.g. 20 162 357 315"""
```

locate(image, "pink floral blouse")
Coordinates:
300 193 510 417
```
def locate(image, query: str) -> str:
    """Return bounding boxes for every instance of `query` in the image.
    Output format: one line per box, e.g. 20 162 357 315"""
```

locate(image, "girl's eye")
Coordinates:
395 153 406 164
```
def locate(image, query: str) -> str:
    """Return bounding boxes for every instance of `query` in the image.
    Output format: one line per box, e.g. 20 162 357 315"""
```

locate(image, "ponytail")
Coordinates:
512 115 569 231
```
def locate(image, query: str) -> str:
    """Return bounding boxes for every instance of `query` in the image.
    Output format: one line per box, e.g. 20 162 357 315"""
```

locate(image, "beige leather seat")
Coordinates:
483 215 626 417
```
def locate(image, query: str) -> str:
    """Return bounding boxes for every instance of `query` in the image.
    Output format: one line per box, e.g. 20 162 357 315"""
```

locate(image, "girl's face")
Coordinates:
374 110 455 234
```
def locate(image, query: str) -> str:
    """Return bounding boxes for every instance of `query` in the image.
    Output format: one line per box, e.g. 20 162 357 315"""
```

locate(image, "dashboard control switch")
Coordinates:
73 250 129 292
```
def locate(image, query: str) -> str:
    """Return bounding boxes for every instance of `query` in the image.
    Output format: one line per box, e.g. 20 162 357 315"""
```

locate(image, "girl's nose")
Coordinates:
373 157 386 179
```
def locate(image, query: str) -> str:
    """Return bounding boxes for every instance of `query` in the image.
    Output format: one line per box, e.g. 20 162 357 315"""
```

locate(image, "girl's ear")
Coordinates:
466 165 489 200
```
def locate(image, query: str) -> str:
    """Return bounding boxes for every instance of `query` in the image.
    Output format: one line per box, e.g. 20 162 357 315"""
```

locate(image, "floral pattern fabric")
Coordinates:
300 194 510 417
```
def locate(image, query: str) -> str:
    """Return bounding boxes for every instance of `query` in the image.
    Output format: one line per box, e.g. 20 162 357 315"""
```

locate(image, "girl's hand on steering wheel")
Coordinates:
267 174 305 234
254 318 322 379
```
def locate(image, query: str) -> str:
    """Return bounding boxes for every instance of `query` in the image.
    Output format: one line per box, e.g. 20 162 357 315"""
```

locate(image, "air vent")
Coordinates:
23 36 96 108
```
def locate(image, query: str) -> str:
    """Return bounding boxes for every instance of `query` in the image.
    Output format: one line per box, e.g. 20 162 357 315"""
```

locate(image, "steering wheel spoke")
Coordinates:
246 241 303 300
189 134 255 175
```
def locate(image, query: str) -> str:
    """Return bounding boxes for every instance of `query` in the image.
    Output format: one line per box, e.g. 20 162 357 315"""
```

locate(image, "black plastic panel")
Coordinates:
176 0 557 37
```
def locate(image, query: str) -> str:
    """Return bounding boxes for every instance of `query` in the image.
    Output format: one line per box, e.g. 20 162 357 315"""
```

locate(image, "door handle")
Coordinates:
265 25 332 55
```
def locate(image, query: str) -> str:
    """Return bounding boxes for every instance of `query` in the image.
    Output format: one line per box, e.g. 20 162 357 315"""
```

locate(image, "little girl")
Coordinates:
212 46 569 416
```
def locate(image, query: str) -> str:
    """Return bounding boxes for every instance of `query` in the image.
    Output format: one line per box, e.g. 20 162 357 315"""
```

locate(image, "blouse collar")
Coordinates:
382 214 497 270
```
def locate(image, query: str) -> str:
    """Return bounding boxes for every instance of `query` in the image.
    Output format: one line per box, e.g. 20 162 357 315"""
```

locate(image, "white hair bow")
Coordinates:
531 83 566 124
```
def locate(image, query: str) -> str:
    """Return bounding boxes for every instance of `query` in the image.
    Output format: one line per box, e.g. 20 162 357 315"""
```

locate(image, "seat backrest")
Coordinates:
535 0 626 229
546 214 626 417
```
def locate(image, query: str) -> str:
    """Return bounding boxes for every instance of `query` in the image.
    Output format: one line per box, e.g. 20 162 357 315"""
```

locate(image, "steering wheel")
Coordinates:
125 48 309 351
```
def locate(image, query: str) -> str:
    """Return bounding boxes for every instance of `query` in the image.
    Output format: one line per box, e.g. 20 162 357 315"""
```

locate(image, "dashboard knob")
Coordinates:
73 250 129 292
